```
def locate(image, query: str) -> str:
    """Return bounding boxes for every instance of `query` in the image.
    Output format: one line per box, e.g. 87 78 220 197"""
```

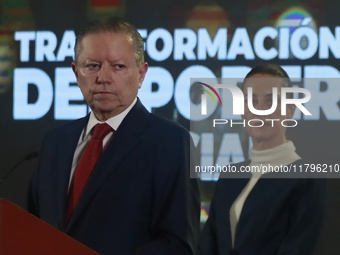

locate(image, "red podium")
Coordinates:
0 198 99 255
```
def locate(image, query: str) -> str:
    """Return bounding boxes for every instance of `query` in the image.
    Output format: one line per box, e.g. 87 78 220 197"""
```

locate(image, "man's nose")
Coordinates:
96 64 111 84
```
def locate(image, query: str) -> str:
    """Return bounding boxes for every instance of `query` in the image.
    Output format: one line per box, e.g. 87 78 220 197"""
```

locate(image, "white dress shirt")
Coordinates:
68 98 137 188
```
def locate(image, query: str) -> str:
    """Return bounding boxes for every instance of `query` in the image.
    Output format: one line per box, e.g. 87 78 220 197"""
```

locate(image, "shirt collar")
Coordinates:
83 97 137 139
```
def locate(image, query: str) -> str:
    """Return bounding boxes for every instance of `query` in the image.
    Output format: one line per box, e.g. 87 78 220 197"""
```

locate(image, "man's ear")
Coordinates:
138 62 148 88
71 61 78 78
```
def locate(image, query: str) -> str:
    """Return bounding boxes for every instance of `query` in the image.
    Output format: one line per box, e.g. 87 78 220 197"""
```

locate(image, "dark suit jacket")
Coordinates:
28 99 200 255
198 160 327 255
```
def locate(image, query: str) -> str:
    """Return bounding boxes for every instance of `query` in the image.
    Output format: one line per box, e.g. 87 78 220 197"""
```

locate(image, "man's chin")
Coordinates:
93 105 127 117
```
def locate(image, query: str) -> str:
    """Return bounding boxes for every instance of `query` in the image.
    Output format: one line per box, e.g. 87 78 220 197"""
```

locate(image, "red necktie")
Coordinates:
65 123 112 220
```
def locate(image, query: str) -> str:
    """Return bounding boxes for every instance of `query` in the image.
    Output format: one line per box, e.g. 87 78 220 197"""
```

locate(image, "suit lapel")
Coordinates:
55 116 89 229
225 161 251 249
233 161 265 249
65 99 150 229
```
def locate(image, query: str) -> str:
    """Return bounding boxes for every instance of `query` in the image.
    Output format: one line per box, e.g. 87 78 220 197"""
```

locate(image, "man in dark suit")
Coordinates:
28 16 200 255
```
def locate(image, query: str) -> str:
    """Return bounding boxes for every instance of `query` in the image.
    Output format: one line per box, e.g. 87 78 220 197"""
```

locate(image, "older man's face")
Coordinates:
72 31 148 121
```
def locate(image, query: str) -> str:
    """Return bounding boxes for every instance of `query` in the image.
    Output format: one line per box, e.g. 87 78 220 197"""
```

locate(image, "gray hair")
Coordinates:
74 16 145 65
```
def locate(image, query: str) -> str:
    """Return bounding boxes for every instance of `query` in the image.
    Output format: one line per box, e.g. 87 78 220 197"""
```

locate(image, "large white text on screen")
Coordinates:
13 26 340 121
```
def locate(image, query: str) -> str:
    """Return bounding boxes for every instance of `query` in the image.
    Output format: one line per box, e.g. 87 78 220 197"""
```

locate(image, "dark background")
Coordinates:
0 0 340 254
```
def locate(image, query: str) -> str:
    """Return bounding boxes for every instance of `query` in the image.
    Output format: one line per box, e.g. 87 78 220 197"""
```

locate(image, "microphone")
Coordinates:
0 152 39 184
